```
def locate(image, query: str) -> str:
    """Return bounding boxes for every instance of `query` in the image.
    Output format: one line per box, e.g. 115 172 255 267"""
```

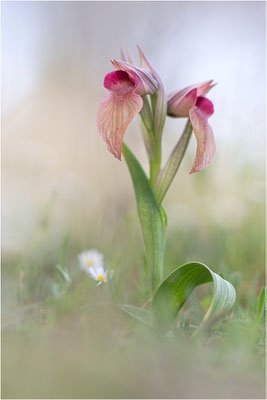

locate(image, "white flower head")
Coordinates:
77 249 113 286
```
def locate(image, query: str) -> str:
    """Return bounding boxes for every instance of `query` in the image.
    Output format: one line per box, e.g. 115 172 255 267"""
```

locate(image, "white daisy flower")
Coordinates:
77 249 113 285
78 249 103 271
88 265 114 286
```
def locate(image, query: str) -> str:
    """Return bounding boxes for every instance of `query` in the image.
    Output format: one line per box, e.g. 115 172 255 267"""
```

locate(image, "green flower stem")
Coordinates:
139 96 155 162
141 122 154 162
140 96 153 134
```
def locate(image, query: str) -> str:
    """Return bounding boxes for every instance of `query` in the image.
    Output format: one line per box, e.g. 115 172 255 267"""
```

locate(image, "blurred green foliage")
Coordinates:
2 164 265 399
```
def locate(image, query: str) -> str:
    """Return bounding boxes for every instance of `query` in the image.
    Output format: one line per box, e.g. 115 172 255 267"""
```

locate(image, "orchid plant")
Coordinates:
96 47 236 334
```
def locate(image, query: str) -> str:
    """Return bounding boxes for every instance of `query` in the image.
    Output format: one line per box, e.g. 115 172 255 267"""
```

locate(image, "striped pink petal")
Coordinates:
167 80 216 117
111 59 158 96
168 88 197 117
137 45 163 90
137 46 167 139
120 48 134 64
96 70 143 160
189 97 216 174
196 80 216 97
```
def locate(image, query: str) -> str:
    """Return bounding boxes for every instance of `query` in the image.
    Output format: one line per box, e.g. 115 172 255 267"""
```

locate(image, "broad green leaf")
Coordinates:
256 287 266 325
122 143 166 291
120 304 152 327
151 262 236 333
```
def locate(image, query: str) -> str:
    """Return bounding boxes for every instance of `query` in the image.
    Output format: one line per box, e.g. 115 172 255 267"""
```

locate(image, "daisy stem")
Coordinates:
96 284 105 305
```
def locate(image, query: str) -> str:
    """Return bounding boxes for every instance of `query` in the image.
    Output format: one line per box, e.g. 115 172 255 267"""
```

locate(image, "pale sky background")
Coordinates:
2 1 265 252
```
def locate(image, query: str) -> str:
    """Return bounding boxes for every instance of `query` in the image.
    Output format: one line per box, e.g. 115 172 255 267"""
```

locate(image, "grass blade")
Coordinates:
256 287 266 325
121 304 152 327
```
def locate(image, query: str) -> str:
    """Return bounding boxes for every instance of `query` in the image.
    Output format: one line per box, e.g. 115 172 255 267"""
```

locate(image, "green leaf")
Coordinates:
120 304 152 327
58 234 70 269
56 264 72 284
256 287 266 325
122 143 166 291
155 119 193 203
151 262 236 333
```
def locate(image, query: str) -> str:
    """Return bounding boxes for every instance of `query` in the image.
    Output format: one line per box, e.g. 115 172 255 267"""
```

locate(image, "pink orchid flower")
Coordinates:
96 55 158 160
167 80 216 174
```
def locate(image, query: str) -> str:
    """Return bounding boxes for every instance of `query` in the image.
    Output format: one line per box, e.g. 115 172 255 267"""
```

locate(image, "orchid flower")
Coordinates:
167 80 216 174
119 47 167 166
96 54 158 160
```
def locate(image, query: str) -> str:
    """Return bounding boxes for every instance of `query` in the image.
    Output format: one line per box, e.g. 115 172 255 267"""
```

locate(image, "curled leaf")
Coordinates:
151 262 236 333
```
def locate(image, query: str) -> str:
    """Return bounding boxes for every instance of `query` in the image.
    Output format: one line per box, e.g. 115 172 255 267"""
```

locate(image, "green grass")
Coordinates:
2 176 265 399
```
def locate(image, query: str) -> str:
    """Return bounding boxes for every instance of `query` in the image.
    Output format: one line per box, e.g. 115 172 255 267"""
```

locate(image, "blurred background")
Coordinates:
2 1 265 398
2 0 265 253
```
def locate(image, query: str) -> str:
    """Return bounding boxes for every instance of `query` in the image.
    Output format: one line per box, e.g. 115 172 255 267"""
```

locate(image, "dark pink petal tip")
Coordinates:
195 96 214 118
104 70 136 94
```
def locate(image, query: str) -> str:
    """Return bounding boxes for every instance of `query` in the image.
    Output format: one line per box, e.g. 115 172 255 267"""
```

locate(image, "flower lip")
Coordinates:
104 70 136 94
188 103 216 174
188 96 216 174
96 88 143 160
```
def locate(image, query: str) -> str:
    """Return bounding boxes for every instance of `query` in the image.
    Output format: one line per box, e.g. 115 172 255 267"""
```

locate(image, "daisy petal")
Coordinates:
89 267 98 279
